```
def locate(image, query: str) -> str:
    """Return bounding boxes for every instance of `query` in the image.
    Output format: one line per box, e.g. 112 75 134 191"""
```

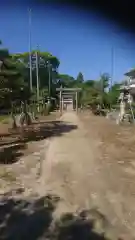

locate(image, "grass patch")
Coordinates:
0 115 10 124
0 168 16 182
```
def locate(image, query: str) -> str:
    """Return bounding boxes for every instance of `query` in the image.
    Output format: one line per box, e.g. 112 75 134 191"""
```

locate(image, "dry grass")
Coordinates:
0 168 16 182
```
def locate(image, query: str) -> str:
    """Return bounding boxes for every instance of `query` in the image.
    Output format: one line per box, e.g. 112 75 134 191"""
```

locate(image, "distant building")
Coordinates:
124 68 135 95
125 68 135 79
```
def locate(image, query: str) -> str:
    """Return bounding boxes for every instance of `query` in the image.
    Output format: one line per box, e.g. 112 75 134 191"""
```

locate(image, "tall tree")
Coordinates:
108 83 121 106
0 42 32 127
76 72 84 83
12 51 60 90
0 45 24 108
99 73 110 92
57 74 75 88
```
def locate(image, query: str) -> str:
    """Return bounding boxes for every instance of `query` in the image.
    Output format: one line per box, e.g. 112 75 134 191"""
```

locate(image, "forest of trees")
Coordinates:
0 40 122 116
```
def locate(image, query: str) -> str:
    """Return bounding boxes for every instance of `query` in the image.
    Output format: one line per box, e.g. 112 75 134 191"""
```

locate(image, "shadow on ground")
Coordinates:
0 121 77 164
0 191 122 240
0 143 26 164
20 121 77 142
0 193 59 240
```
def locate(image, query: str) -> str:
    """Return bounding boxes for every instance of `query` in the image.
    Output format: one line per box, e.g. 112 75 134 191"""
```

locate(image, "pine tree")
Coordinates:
0 44 23 102
0 41 32 127
76 72 84 83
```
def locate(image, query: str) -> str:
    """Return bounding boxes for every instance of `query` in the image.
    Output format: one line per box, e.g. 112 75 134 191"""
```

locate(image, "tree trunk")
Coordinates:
11 112 17 129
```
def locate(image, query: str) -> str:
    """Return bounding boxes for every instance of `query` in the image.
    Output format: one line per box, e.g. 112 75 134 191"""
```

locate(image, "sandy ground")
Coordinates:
32 110 134 239
1 110 135 239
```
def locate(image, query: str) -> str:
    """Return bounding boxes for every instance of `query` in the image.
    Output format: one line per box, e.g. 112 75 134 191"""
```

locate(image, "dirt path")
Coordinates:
1 111 135 239
37 111 134 239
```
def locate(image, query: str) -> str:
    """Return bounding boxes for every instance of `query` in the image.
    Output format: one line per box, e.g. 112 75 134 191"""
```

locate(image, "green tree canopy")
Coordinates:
58 74 75 88
76 72 84 83
0 42 28 108
11 51 60 90
0 40 125 112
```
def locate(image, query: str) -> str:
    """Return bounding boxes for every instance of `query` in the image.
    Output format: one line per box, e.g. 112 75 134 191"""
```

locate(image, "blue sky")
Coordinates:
0 2 135 83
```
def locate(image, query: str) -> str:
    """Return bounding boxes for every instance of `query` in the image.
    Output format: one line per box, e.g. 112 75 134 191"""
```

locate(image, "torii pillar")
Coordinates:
76 91 78 113
59 87 62 115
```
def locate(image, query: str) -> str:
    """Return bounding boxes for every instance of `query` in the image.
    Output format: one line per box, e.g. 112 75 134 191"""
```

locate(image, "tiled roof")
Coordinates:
124 68 135 76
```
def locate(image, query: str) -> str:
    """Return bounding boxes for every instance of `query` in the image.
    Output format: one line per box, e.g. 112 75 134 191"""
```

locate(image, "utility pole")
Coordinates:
110 46 114 91
109 47 114 109
28 8 33 92
47 60 51 104
35 47 39 106
48 63 51 98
